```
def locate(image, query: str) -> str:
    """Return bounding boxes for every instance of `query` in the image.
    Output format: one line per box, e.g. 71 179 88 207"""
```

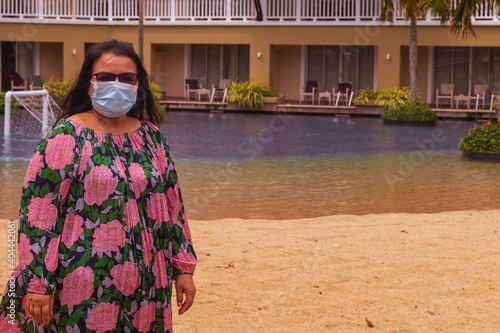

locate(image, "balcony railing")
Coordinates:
1 0 499 25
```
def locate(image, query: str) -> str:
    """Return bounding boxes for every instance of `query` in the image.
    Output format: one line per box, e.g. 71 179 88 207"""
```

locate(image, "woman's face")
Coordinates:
88 53 138 99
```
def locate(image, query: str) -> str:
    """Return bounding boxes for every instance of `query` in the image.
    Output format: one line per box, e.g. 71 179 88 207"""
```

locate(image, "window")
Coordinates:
435 46 500 98
190 44 249 88
307 45 375 91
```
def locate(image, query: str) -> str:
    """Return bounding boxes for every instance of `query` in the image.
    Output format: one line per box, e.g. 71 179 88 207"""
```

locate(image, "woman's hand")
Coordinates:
175 274 196 315
26 292 54 326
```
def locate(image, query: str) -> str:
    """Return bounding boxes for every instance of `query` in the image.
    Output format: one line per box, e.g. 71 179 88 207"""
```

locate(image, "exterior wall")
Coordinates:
2 22 500 98
399 46 429 102
40 42 63 82
270 45 301 101
151 44 185 98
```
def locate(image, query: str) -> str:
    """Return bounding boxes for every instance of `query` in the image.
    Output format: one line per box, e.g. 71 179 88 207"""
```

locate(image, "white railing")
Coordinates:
1 0 499 25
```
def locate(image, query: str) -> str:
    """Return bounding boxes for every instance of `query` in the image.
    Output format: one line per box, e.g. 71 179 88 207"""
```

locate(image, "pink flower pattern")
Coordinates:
130 162 147 198
172 248 197 273
142 230 153 266
5 120 196 331
78 140 92 175
153 250 168 289
115 157 128 183
86 302 119 333
154 146 168 173
147 192 169 224
18 233 34 269
62 214 85 248
46 236 61 272
110 261 140 296
59 266 95 309
0 316 21 332
124 199 140 229
167 185 182 226
130 131 144 152
27 197 58 230
29 279 47 294
84 165 116 206
182 214 192 241
23 151 43 186
92 220 125 252
45 133 75 170
163 304 173 329
132 302 156 333
59 177 72 204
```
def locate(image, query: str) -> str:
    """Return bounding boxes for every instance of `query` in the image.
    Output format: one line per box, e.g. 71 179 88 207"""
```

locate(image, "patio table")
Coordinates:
455 94 470 109
318 91 331 105
196 89 211 101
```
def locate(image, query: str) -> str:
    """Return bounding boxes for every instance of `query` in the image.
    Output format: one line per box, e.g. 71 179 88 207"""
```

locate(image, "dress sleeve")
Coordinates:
18 123 76 295
154 129 197 277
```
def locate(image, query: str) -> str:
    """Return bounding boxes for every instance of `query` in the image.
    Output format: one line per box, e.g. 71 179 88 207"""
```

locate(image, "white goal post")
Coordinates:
4 90 50 137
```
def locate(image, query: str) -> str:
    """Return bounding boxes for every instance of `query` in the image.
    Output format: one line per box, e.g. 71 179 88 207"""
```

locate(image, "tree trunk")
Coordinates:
138 0 144 62
409 15 417 105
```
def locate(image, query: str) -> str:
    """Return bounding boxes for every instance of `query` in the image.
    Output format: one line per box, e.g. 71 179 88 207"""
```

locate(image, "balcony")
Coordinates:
0 0 499 26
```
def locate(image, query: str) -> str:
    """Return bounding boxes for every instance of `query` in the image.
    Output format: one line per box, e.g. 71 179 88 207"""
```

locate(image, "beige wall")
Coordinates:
3 22 500 97
399 46 429 102
40 42 63 83
151 44 185 98
270 45 301 101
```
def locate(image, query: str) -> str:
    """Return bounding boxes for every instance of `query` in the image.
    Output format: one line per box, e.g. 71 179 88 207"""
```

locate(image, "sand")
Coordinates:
1 210 499 332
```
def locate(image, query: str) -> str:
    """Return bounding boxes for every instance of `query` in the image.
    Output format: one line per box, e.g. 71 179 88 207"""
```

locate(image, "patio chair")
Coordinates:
10 72 27 91
30 75 43 90
300 80 318 104
185 79 199 101
469 84 488 109
333 82 352 106
436 83 454 108
211 78 232 102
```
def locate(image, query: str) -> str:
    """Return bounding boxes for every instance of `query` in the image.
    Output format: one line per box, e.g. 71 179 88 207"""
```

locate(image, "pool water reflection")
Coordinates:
1 112 497 220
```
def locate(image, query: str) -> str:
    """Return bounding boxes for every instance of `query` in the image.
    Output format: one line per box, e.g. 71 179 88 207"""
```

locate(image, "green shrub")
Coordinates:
354 88 378 103
44 79 74 100
381 102 437 121
227 80 275 109
376 87 411 109
459 125 500 152
0 91 18 111
149 81 164 101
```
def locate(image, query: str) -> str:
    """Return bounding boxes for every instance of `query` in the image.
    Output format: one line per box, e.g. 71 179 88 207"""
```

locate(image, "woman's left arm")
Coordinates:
155 130 197 313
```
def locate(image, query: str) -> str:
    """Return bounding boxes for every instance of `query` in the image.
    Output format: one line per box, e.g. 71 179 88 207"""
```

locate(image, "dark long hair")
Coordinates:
59 39 163 125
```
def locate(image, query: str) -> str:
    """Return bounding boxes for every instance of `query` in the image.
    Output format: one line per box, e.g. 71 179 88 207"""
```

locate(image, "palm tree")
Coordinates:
449 0 500 37
380 1 449 105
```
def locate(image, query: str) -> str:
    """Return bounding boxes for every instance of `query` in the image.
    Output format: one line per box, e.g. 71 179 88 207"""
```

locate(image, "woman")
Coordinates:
0 39 197 332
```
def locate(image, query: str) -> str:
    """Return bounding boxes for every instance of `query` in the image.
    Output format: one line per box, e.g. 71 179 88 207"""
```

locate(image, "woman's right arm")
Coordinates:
19 123 77 296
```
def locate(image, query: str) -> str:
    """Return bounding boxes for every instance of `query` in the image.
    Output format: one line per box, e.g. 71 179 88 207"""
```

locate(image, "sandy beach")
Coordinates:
1 210 499 332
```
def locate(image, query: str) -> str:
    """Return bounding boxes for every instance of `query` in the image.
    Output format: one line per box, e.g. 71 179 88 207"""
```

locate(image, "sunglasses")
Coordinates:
92 72 139 85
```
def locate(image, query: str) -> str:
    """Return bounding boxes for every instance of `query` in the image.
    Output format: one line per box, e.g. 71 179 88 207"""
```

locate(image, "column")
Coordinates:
249 42 271 84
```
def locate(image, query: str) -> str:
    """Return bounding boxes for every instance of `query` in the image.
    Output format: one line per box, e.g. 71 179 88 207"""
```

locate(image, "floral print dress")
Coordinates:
0 119 197 332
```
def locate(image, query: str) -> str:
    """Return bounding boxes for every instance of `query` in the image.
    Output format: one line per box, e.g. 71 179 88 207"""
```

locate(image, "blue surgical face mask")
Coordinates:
91 81 138 118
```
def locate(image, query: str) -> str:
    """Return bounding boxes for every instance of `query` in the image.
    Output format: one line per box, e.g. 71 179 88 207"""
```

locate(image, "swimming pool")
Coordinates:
1 112 498 219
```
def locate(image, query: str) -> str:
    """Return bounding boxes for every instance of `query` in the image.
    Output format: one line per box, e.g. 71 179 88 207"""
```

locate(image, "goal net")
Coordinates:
4 90 61 139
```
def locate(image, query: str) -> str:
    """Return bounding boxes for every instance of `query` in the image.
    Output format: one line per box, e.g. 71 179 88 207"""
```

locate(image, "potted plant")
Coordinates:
459 121 500 162
227 80 267 109
376 87 411 109
354 88 384 115
0 91 19 114
44 78 75 106
149 81 167 116
261 84 285 104
381 102 438 126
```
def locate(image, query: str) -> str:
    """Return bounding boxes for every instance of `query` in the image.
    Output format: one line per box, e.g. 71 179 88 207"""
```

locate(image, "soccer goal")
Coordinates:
3 90 60 138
